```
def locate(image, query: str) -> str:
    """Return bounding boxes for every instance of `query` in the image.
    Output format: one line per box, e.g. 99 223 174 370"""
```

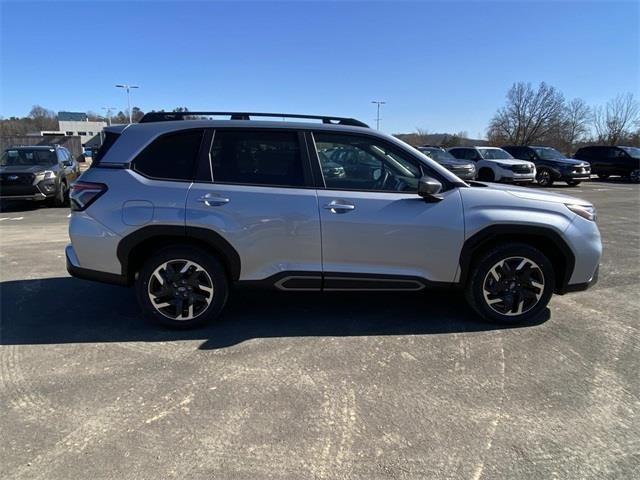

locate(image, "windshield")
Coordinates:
420 148 456 162
478 148 513 160
620 146 640 159
532 147 565 160
0 149 57 167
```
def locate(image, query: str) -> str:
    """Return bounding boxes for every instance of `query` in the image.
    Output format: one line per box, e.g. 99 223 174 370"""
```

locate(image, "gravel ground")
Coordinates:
1 179 638 479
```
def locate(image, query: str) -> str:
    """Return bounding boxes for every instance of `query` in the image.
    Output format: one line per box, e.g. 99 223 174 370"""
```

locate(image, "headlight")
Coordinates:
566 204 596 222
35 170 56 181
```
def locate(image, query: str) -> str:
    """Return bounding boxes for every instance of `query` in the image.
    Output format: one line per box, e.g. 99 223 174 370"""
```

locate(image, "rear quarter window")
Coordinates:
133 129 204 181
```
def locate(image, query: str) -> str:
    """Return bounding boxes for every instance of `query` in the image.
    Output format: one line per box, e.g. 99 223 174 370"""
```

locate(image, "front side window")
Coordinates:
133 129 203 181
210 130 305 187
314 133 421 192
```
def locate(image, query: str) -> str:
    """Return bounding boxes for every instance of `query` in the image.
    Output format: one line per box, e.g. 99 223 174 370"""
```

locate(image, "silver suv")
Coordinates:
66 112 601 328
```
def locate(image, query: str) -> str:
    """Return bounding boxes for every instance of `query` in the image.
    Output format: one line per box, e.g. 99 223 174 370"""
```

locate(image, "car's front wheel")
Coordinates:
536 168 554 187
135 246 229 329
629 169 640 183
465 244 555 324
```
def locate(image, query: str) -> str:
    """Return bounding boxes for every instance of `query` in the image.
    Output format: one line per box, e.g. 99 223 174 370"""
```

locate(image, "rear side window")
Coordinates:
133 129 203 181
93 131 121 166
210 130 305 187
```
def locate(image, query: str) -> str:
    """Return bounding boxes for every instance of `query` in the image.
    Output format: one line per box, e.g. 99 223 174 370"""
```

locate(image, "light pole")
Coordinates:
115 84 139 123
101 107 117 126
371 100 386 130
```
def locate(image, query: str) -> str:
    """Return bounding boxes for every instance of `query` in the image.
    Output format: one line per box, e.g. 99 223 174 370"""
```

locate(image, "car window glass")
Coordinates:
133 129 203 181
314 133 421 192
210 130 305 187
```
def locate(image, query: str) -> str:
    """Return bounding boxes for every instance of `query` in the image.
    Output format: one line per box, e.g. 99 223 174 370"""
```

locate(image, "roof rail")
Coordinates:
139 111 369 128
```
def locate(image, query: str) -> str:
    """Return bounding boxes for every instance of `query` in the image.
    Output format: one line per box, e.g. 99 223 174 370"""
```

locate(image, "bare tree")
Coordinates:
592 93 640 145
561 98 591 150
28 105 57 131
487 82 565 145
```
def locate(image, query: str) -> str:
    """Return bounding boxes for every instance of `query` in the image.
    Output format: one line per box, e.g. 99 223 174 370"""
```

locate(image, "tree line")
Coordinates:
487 82 639 152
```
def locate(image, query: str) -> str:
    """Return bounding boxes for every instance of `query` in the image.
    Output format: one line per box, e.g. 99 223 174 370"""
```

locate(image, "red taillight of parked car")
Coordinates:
70 181 108 211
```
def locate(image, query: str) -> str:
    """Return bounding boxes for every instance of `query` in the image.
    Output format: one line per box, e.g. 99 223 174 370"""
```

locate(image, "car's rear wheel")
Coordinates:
566 180 581 186
536 168 554 187
135 246 229 329
465 244 555 325
478 168 495 182
629 169 640 183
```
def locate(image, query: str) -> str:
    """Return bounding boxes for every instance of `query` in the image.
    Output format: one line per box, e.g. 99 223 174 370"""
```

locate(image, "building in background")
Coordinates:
33 112 106 150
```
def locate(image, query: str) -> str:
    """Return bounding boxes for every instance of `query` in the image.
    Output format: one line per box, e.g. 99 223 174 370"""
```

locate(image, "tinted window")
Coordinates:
0 148 57 166
93 131 120 166
134 129 203 180
210 130 305 187
448 148 466 159
314 133 421 192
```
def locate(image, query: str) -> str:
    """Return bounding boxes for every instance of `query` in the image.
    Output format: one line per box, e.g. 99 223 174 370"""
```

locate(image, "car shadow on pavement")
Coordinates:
0 277 549 349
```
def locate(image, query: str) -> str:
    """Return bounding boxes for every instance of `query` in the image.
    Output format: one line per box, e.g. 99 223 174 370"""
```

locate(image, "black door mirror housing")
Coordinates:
418 176 443 202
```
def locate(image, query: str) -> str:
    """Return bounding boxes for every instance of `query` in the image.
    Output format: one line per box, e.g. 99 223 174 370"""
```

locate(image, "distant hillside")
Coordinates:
394 132 490 148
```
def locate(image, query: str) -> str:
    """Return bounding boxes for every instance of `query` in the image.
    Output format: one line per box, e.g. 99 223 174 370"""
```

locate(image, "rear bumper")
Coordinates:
66 244 128 286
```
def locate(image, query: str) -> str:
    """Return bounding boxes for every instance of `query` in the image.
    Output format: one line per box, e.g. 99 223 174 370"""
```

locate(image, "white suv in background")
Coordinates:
448 146 536 184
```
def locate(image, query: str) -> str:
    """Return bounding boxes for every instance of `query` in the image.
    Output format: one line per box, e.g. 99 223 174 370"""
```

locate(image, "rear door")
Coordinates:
186 128 322 287
311 131 464 289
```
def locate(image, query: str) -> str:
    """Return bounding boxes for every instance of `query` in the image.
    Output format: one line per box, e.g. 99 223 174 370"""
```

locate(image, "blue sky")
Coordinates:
1 1 638 136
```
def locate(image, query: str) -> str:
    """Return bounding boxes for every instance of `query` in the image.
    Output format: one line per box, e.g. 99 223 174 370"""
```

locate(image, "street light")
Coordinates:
115 84 140 123
101 107 117 126
371 100 386 130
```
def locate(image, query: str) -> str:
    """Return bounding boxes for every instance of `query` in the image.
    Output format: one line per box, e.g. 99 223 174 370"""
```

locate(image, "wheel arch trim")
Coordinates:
116 225 241 283
458 224 575 292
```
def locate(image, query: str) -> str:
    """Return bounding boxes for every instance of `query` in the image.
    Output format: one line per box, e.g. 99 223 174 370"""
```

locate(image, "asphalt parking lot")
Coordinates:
1 179 638 480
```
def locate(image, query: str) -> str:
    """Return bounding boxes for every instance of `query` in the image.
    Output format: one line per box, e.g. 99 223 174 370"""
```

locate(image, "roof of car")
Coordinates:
5 145 59 150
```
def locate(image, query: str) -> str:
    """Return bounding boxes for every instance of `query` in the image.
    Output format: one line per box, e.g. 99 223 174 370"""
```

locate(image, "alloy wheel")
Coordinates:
630 169 640 183
147 259 214 320
482 256 545 316
537 169 551 186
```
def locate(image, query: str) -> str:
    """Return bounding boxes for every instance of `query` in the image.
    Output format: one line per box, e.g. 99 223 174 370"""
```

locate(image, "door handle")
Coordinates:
323 200 355 213
198 193 230 207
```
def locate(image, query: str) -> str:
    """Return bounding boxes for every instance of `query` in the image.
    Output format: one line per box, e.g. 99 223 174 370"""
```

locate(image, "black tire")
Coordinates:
536 168 554 187
135 246 229 329
478 168 495 182
566 180 581 186
52 181 67 207
629 169 640 184
597 173 610 180
464 243 555 325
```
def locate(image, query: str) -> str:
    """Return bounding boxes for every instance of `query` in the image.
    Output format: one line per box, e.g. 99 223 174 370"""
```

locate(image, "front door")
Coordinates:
311 132 464 290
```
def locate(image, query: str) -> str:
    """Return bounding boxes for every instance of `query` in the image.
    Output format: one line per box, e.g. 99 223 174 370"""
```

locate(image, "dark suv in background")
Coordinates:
0 145 79 206
503 145 591 187
417 146 476 180
573 146 640 183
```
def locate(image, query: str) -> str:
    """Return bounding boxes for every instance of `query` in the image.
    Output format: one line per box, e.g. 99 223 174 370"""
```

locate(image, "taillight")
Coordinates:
70 181 108 211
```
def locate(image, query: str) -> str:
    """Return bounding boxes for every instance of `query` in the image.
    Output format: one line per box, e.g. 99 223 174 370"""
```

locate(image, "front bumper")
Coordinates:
0 193 48 201
447 168 476 180
558 265 599 294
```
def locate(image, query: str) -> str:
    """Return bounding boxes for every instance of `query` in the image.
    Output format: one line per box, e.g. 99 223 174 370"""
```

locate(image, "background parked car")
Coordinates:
0 145 79 206
447 146 536 184
573 146 640 183
502 145 591 187
417 146 476 180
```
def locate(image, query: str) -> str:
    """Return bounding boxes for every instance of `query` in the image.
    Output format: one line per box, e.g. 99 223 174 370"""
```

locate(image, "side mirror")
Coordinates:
418 176 443 202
